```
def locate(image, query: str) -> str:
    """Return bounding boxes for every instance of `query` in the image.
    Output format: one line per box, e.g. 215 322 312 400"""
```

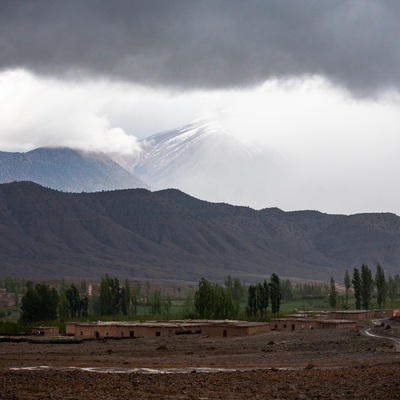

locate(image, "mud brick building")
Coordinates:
66 320 270 339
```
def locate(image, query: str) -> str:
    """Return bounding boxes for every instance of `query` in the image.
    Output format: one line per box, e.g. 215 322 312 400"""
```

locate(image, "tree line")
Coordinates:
18 274 176 323
193 276 244 319
5 262 400 324
193 273 282 320
246 273 282 319
328 263 389 310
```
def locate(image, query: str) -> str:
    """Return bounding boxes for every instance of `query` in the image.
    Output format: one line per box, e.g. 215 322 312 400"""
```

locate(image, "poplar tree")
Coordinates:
352 268 362 310
150 289 162 316
375 263 386 309
263 279 270 316
328 277 337 309
343 270 351 310
99 274 121 316
361 264 372 310
269 273 281 316
194 278 214 318
66 283 81 317
256 283 268 319
388 275 397 304
120 279 131 316
232 277 244 315
247 284 257 318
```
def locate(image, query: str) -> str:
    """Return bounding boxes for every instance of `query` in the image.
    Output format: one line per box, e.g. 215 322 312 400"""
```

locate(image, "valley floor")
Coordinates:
1 320 400 399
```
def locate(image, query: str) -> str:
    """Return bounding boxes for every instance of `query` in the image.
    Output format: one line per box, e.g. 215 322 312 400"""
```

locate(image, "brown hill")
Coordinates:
0 181 399 282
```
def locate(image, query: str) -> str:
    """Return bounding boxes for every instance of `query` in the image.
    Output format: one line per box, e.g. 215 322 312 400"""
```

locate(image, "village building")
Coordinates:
67 321 200 339
270 318 357 331
66 315 362 339
65 308 398 339
66 320 270 339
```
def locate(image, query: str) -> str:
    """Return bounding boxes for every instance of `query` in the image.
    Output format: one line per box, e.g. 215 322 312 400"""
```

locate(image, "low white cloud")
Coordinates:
1 69 400 215
0 70 141 155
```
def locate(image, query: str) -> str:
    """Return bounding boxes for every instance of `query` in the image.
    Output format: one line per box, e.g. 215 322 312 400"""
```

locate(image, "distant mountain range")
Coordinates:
0 147 146 192
1 181 399 282
0 119 288 208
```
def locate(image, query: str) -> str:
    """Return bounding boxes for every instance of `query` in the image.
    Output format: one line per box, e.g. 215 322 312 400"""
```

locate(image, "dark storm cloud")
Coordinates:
1 0 399 94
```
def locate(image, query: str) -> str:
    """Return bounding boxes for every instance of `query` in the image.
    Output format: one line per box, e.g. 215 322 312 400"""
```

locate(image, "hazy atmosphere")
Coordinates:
1 1 400 215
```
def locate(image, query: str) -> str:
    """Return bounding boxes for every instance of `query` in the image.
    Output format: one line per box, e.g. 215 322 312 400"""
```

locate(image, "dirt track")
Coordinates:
1 320 400 399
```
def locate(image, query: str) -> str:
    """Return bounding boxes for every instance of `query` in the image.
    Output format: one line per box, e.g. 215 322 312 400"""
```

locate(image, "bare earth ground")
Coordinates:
1 319 400 399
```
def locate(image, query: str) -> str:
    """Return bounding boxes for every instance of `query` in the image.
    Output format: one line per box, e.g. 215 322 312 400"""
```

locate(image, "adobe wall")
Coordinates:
65 323 76 335
202 325 247 337
330 310 393 320
271 319 318 331
328 311 370 320
315 320 356 330
133 325 176 338
201 323 269 337
29 326 60 336
372 309 393 318
247 324 270 335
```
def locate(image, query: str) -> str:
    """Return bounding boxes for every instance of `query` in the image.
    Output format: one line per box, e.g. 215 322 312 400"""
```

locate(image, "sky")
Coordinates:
1 0 400 215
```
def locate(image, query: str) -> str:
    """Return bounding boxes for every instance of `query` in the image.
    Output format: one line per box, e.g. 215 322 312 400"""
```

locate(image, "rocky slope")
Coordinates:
1 181 400 281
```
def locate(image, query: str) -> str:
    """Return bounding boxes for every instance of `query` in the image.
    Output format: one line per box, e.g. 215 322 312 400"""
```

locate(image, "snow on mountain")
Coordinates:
131 118 289 208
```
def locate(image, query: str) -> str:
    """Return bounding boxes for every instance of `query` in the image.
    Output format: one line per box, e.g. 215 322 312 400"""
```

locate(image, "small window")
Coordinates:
80 331 83 336
156 331 161 337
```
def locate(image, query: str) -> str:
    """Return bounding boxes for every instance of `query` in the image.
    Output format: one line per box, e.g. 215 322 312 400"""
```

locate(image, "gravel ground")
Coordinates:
1 319 400 399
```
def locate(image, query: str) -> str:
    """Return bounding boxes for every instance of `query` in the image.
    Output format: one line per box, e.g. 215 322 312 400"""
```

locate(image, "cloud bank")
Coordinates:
0 70 141 154
1 1 400 215
1 1 400 96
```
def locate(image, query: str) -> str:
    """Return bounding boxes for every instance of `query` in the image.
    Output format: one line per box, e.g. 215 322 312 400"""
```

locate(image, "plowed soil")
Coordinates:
1 319 400 399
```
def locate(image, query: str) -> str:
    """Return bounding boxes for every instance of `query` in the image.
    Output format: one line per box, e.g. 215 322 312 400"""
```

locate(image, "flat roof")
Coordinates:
67 320 268 328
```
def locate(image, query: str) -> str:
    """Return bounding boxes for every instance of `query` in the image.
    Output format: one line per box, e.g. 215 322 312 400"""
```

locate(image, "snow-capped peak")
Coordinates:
143 117 231 147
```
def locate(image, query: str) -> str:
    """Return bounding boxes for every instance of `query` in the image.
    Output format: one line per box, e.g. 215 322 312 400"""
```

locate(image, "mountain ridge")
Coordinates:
0 146 146 192
0 181 399 282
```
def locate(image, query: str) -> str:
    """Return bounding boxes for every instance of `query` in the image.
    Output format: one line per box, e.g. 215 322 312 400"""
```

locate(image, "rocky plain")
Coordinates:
1 318 400 399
